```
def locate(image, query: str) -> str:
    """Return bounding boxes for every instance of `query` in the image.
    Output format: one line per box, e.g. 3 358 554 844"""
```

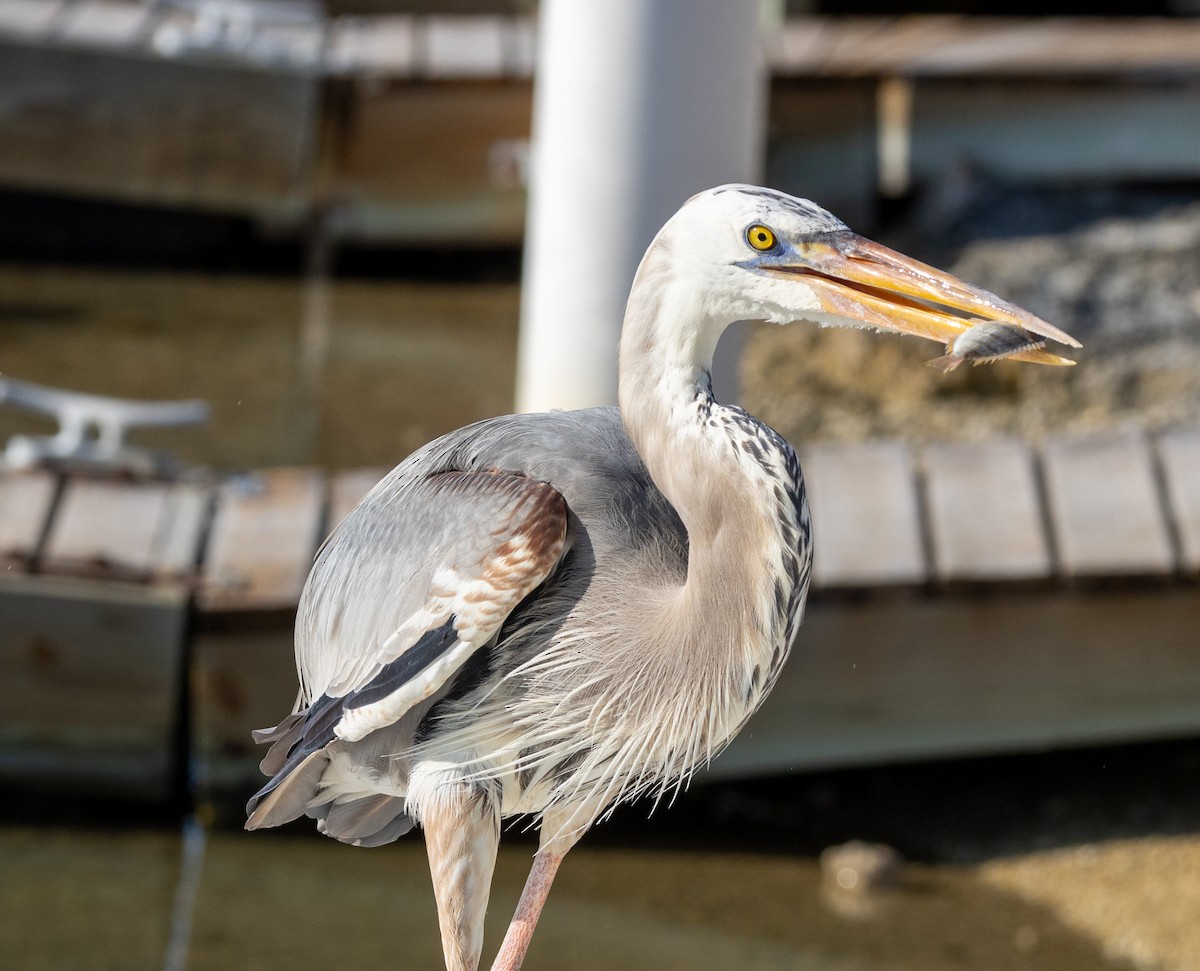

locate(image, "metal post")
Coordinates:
516 0 768 413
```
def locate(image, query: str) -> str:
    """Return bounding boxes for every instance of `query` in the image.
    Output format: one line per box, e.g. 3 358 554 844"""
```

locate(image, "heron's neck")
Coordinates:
618 268 725 529
618 268 809 658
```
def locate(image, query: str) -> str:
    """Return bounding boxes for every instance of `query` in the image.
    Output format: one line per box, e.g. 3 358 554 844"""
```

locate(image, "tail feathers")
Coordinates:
346 815 414 848
245 750 329 830
247 694 346 812
253 712 305 775
245 728 417 847
246 695 418 846
318 793 415 847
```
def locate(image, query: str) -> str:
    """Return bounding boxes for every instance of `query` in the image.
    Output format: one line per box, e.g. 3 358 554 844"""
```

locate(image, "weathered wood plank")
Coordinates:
714 587 1200 778
12 9 1200 81
507 16 536 76
199 468 325 613
922 439 1051 582
191 627 299 797
326 15 535 79
0 574 188 800
42 479 169 578
1158 427 1200 574
770 16 1200 78
0 0 63 35
421 16 509 78
328 467 385 532
0 468 57 568
334 80 530 244
60 1 150 47
801 441 926 588
327 15 415 75
40 477 209 579
910 82 1200 186
0 40 320 213
192 580 1200 790
153 481 214 578
1041 434 1175 578
45 477 210 579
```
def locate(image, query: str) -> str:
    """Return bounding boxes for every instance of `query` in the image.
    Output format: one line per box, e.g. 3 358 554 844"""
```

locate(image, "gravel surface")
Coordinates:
979 836 1200 971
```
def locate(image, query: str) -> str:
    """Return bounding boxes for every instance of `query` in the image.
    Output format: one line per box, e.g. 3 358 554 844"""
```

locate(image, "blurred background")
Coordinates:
1 1 1198 969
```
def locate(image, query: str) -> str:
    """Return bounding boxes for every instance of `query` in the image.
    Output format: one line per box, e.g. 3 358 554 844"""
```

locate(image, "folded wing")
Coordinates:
246 469 569 834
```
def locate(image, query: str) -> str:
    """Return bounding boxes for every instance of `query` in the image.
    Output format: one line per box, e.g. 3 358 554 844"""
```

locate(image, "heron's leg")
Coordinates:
488 850 563 971
421 786 501 971
489 809 588 971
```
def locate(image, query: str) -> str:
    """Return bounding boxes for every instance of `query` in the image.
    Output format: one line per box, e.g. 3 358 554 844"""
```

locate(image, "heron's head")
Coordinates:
648 184 1079 368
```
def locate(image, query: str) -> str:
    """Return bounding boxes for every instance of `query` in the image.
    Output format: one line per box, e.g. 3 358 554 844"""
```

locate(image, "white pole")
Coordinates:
515 0 767 413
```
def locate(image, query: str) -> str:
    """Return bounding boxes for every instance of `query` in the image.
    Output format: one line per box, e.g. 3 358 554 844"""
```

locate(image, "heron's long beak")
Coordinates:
770 233 1080 366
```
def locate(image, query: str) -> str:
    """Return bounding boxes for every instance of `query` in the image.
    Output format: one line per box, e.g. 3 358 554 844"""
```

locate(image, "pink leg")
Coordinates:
489 849 565 971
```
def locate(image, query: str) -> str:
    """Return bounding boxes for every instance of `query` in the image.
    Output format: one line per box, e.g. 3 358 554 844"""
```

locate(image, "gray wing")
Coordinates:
293 406 683 713
296 469 568 717
246 464 568 832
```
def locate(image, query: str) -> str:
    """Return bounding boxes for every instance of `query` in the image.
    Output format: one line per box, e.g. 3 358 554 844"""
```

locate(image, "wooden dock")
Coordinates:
3 5 1200 240
1 426 1197 802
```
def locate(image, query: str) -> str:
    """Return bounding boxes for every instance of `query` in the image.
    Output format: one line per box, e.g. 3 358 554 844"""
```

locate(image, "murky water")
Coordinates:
0 823 1139 971
0 265 519 471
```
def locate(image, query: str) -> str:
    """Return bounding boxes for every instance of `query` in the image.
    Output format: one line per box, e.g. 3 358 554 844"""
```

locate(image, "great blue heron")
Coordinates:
246 185 1079 971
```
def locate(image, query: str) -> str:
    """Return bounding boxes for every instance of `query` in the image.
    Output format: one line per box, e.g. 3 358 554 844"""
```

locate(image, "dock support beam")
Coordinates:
515 0 768 413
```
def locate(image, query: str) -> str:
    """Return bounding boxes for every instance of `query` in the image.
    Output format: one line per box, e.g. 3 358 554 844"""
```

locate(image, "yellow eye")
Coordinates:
746 224 777 251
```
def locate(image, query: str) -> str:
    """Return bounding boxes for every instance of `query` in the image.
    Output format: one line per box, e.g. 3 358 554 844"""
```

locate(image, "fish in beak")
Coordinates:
926 322 1053 373
766 232 1080 368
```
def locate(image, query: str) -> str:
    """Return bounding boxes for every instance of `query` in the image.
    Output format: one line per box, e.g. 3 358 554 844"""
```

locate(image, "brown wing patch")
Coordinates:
482 479 567 592
433 470 568 591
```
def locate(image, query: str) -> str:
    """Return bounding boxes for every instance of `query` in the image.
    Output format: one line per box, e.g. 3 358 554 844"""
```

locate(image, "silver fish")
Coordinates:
927 322 1048 372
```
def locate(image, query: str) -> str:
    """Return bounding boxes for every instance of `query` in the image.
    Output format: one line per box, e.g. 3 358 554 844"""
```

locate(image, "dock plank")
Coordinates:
199 468 325 613
0 468 57 568
421 17 509 78
0 0 63 35
327 15 415 75
59 1 150 47
192 626 300 798
0 40 319 214
40 477 210 580
801 441 926 588
1158 427 1200 574
923 439 1051 582
153 481 214 578
770 16 1200 78
43 479 169 578
1041 433 1175 578
715 586 1200 778
0 575 188 800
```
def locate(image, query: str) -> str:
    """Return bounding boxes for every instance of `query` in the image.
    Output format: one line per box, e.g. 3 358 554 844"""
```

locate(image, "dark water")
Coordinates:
0 823 1139 971
0 265 520 472
10 734 1197 971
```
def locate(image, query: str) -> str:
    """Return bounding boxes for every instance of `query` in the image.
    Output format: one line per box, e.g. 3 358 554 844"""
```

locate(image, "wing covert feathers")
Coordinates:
246 470 568 836
331 471 569 741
